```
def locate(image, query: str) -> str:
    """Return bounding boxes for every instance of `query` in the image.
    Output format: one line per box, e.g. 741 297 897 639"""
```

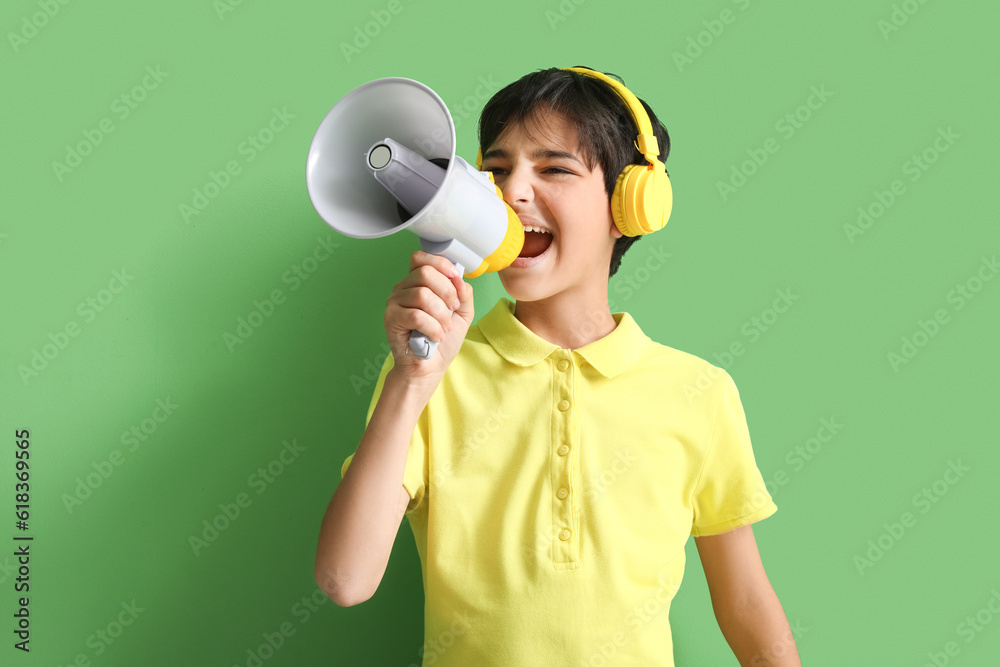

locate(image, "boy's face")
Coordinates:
481 108 622 304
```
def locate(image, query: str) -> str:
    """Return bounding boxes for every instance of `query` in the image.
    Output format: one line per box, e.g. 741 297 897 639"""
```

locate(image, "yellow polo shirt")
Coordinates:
341 297 777 666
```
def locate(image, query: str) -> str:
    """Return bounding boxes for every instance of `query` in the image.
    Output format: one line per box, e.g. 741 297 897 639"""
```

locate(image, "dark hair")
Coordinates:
477 66 671 279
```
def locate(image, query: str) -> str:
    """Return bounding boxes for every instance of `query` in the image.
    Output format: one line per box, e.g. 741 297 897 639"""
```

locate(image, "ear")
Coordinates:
610 218 624 239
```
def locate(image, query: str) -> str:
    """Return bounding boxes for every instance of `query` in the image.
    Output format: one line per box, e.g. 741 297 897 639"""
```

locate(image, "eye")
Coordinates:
483 166 573 176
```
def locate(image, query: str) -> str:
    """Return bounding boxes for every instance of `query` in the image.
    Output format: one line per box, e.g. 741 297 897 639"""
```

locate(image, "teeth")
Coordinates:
523 225 551 234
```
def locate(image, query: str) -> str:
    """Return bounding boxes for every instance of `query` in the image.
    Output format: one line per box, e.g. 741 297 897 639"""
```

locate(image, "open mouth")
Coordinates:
518 229 553 258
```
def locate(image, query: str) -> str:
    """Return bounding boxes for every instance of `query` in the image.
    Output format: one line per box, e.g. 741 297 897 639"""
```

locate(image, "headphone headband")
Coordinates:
561 67 660 164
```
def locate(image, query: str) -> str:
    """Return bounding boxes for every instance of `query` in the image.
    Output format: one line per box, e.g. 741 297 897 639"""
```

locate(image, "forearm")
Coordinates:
715 583 801 667
315 368 436 606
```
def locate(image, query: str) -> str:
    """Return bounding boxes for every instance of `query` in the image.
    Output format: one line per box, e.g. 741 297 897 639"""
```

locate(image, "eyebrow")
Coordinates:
481 147 584 166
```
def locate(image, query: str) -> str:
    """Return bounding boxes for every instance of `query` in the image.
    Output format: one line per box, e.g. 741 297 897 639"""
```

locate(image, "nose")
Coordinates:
499 163 532 205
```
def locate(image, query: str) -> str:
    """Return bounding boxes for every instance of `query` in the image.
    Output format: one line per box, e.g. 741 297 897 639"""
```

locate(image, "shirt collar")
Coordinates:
477 297 652 378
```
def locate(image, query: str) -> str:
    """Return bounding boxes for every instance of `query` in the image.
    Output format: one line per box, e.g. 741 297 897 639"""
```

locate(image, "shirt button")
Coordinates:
557 487 568 499
557 444 569 456
558 399 570 411
558 529 571 541
557 359 569 371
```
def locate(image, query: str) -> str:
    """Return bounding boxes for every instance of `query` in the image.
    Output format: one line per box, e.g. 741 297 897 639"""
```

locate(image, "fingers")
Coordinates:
409 250 462 281
403 288 450 343
409 249 462 307
391 296 448 345
392 251 464 343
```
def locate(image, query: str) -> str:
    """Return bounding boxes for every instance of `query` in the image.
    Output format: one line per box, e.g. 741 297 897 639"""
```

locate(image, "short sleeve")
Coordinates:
340 352 429 513
690 369 777 537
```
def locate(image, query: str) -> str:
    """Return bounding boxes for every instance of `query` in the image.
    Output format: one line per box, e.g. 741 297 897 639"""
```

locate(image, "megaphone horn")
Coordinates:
306 77 524 360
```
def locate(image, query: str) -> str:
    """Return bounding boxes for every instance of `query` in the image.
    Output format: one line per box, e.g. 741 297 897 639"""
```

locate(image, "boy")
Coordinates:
315 66 801 666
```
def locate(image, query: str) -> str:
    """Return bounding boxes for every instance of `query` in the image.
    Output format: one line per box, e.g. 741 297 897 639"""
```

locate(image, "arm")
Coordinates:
314 368 435 607
315 250 472 607
694 525 801 666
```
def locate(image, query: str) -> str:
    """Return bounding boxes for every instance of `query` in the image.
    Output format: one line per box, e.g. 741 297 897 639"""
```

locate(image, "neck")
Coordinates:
513 290 618 350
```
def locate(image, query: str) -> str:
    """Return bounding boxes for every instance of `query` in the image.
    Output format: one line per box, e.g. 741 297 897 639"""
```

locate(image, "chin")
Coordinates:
498 275 556 303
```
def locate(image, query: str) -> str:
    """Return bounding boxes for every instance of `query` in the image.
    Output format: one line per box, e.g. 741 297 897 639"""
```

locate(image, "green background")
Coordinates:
1 0 997 664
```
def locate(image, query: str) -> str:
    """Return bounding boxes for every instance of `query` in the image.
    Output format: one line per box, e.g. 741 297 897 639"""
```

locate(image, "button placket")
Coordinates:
550 349 578 568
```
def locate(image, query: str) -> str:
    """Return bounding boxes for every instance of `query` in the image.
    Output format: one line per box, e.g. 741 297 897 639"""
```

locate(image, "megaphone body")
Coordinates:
306 77 523 360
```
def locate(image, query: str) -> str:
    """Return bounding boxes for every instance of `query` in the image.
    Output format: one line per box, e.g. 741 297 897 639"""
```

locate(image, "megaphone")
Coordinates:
306 77 524 360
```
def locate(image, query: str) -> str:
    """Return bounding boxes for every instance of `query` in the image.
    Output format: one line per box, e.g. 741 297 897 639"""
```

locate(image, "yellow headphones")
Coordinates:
476 66 672 237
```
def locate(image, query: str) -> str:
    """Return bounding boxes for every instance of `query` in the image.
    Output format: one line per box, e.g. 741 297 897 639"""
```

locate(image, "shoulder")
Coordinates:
626 337 740 411
638 338 732 383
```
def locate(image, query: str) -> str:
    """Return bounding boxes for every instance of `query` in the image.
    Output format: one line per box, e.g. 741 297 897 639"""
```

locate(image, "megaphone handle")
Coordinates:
408 260 465 359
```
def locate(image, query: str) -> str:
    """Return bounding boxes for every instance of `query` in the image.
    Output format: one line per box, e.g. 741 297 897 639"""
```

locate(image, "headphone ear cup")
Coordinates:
611 164 672 236
610 168 635 236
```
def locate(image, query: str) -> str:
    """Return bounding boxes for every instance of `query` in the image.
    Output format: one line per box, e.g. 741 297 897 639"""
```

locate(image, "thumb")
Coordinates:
452 275 474 323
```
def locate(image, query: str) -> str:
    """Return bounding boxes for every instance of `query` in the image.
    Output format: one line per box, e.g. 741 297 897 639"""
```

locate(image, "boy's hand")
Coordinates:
384 251 474 384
